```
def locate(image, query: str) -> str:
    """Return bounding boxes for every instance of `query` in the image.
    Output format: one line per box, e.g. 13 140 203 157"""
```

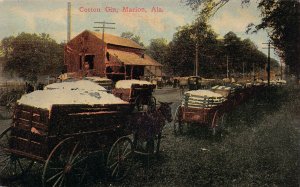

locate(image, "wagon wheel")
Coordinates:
133 132 162 156
173 105 183 135
106 136 134 181
211 110 226 136
2 95 16 119
0 127 34 179
42 137 88 187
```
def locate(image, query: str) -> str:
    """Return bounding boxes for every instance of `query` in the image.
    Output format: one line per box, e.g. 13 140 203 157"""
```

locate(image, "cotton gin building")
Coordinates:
64 30 162 82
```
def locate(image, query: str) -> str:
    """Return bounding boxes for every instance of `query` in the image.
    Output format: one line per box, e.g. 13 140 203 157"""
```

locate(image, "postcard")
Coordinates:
0 0 299 186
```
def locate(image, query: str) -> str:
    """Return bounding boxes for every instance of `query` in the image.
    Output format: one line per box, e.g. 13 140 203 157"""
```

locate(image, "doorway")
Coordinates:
85 55 95 69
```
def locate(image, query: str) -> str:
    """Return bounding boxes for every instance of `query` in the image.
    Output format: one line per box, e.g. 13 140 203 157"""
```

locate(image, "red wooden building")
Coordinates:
64 30 162 81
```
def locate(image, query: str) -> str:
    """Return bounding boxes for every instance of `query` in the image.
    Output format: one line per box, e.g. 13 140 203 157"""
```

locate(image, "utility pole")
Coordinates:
267 42 270 85
67 2 71 42
226 55 229 78
242 61 245 80
262 41 274 86
280 59 283 80
93 22 115 64
195 43 199 76
252 62 255 81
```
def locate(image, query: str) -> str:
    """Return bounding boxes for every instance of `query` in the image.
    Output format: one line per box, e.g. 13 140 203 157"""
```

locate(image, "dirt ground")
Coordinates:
0 86 299 187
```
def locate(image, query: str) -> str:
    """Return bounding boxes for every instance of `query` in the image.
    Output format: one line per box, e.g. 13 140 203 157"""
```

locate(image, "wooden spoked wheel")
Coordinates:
106 136 134 181
42 138 88 187
0 127 34 179
173 105 183 135
211 110 226 136
1 95 16 119
133 132 161 156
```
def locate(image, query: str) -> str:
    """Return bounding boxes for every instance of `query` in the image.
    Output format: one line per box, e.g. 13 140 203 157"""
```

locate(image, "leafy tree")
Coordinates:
167 19 223 77
120 31 145 47
183 0 300 80
1 36 15 59
168 24 198 76
2 33 64 82
254 0 300 80
147 38 169 66
166 24 271 78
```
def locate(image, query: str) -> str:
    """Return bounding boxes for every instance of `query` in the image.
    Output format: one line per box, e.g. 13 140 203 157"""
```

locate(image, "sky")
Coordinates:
0 0 278 59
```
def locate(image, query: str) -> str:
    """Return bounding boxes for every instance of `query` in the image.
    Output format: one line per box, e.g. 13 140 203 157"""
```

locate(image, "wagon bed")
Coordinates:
112 83 156 112
173 89 234 135
9 103 132 162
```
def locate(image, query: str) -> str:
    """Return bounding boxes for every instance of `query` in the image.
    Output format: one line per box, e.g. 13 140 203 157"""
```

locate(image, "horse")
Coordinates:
132 101 173 155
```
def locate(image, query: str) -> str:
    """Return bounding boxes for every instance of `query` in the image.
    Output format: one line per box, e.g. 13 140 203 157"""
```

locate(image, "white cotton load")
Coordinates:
84 77 111 82
211 85 232 90
115 79 153 89
185 90 224 98
276 79 286 84
18 81 127 110
183 90 226 109
44 80 107 91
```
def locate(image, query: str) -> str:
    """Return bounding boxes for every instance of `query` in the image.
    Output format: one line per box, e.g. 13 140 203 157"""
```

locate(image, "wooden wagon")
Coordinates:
173 90 231 136
0 101 154 186
0 101 172 187
112 81 156 111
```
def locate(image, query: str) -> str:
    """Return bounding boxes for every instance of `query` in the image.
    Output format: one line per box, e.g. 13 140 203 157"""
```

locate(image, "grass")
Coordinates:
202 86 299 186
1 86 299 187
118 86 300 186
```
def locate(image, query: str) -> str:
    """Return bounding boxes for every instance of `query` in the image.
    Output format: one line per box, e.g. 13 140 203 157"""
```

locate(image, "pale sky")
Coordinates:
0 0 277 59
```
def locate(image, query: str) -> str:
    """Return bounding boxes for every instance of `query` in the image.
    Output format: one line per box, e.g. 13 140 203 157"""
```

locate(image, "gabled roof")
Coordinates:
88 30 144 50
107 49 162 67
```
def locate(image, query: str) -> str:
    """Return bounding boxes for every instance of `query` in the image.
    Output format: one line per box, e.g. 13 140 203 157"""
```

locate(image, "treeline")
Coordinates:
182 0 300 80
1 33 64 82
122 21 277 78
0 25 277 81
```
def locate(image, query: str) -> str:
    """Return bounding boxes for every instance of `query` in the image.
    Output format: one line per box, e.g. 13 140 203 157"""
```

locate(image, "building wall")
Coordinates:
65 31 156 79
65 31 107 77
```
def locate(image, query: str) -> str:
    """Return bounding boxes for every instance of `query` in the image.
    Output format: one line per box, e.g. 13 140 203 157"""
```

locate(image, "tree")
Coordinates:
183 0 300 80
253 0 300 80
2 33 64 82
120 32 145 47
0 36 15 59
167 19 222 77
147 38 169 64
165 19 270 78
168 24 198 76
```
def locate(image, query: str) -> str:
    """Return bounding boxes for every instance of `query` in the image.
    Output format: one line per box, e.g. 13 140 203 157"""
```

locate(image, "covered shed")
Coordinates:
64 30 162 81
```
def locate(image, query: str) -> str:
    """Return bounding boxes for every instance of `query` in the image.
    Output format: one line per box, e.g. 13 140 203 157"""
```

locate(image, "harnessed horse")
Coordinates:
132 101 173 155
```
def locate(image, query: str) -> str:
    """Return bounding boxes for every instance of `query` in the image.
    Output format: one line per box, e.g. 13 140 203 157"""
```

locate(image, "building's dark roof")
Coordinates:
89 30 144 49
108 49 162 66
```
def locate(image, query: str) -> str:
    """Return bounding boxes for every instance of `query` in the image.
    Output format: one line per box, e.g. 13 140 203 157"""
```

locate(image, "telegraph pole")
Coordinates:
67 2 71 42
195 43 199 76
280 59 283 80
242 61 245 80
262 41 274 86
226 55 229 78
252 62 255 81
94 22 115 64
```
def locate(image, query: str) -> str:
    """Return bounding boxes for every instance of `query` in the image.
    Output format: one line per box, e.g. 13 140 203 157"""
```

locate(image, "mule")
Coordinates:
132 101 173 155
